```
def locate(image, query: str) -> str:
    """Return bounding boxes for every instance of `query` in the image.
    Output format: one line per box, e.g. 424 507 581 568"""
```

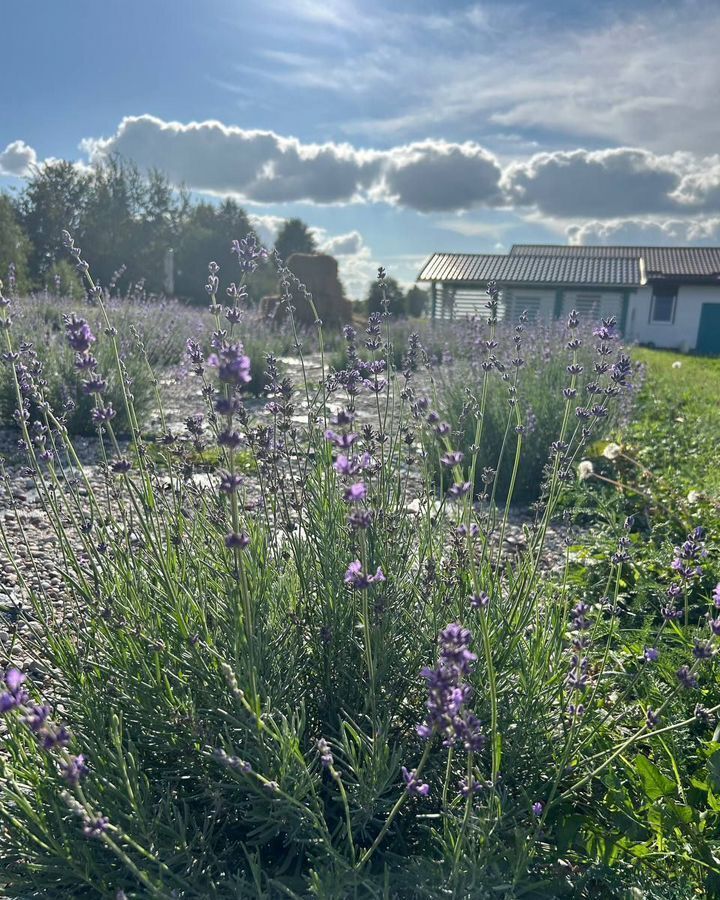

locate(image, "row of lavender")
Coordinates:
0 235 718 897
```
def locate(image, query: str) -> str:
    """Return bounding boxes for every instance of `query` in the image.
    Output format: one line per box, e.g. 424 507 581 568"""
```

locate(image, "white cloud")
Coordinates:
248 213 287 247
83 115 382 205
503 148 692 218
319 229 364 256
81 115 720 222
380 141 503 213
567 217 720 245
83 115 504 213
0 140 37 176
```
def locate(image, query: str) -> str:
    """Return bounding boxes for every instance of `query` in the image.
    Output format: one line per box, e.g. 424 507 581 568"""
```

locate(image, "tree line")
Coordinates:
0 157 427 315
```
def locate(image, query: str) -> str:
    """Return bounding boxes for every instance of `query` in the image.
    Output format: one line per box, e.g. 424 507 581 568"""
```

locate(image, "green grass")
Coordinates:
629 348 720 498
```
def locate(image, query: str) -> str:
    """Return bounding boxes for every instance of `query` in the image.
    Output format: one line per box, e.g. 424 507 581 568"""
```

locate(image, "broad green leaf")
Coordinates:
635 755 676 801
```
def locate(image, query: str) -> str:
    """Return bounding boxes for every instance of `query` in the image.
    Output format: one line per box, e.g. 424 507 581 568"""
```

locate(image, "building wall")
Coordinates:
502 288 556 322
627 284 720 351
560 289 624 323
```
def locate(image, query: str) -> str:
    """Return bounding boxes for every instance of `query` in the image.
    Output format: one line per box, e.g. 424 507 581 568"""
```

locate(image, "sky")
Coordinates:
2 0 720 298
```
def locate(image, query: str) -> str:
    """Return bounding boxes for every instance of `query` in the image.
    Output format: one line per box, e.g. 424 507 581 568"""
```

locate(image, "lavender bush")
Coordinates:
0 238 718 897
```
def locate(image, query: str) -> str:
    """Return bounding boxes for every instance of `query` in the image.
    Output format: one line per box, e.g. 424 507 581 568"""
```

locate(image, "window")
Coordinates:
514 296 542 322
650 285 677 324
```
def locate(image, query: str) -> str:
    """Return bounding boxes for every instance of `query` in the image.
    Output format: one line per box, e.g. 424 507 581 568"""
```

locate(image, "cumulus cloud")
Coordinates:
0 140 37 176
84 116 504 213
319 229 364 256
81 116 720 222
567 217 720 245
248 213 287 247
503 148 693 218
380 141 503 212
83 115 382 205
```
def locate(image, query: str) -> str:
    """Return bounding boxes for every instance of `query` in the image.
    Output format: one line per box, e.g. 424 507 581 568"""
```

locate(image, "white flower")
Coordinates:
602 442 622 461
672 360 682 369
577 460 594 481
687 490 704 505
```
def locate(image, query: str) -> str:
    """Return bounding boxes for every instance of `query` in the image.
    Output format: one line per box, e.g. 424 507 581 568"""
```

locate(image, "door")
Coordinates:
697 303 720 355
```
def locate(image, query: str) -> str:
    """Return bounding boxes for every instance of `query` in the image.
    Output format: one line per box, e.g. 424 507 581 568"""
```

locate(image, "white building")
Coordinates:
417 244 720 355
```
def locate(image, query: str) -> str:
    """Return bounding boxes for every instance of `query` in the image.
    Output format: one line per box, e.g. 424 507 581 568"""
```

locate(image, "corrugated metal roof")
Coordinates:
510 244 720 278
417 252 640 286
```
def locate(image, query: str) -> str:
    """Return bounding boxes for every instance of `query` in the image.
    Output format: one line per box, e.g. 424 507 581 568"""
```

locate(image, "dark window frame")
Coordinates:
650 284 677 324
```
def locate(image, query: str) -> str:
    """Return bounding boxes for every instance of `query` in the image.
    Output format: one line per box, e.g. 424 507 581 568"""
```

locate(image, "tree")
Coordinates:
0 194 32 294
174 199 256 302
19 160 91 283
405 285 429 318
79 156 147 290
366 276 406 317
274 218 317 262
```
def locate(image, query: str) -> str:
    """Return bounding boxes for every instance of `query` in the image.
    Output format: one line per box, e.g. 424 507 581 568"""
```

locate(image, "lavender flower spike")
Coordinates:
344 560 386 589
402 766 430 797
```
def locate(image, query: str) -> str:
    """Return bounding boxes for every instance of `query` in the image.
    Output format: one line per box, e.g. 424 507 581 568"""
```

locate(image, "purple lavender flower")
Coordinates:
82 376 108 396
440 450 464 467
61 754 89 785
225 532 250 550
325 429 359 449
644 648 659 663
693 640 714 660
713 583 720 608
470 592 490 610
447 481 472 500
677 665 698 689
231 235 268 273
40 724 71 750
91 404 116 424
532 801 544 817
218 429 243 449
0 668 28 714
21 703 50 733
417 624 481 748
344 561 385 589
110 458 132 475
459 776 482 798
207 344 251 387
219 472 244 495
83 815 109 838
401 766 430 798
646 708 659 729
317 738 334 769
64 315 96 354
348 509 373 530
343 482 367 503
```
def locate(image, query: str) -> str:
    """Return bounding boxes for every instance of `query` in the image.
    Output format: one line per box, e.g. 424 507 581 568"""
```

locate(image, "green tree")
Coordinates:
366 276 406 317
174 199 255 302
0 194 32 294
19 160 90 283
80 157 146 290
405 285 429 318
274 218 317 262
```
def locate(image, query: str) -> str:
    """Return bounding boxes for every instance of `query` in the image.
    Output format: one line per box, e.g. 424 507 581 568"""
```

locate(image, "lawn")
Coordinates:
629 348 720 499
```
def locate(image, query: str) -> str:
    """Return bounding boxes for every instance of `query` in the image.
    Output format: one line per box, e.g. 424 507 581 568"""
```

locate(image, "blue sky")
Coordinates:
2 0 720 297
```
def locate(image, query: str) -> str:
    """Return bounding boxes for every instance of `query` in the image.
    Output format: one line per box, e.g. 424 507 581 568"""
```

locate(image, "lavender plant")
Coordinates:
0 241 718 898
